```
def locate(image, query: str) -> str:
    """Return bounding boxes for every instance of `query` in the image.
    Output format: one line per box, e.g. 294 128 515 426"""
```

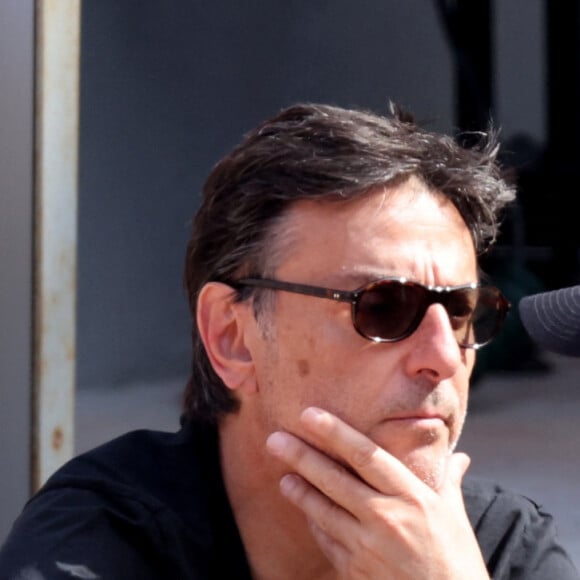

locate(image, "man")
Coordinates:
1 103 578 579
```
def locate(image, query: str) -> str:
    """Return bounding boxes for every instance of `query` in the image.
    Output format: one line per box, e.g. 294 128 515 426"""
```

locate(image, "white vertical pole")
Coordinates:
33 0 81 489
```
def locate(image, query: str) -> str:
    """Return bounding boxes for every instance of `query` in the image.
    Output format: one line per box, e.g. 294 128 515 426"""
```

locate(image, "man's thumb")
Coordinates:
444 452 471 491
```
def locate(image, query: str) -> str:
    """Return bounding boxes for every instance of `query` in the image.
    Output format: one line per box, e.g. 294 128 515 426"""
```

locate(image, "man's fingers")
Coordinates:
298 407 425 495
276 471 359 551
265 408 427 522
439 451 471 502
267 430 376 514
446 452 471 486
307 518 350 572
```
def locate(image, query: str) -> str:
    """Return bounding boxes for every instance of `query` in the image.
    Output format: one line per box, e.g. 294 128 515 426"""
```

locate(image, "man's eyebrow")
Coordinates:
329 269 399 287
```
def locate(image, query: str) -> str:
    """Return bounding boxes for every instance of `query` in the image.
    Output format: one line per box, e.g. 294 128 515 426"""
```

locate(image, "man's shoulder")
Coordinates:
0 421 224 579
39 421 219 525
48 425 197 487
462 475 579 578
462 474 546 526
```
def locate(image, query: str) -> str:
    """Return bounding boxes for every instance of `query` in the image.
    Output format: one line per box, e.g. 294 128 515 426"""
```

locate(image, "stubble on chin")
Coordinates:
406 453 448 490
390 413 466 490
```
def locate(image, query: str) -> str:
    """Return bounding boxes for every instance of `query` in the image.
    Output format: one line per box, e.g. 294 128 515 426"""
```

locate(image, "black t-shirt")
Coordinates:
0 420 577 579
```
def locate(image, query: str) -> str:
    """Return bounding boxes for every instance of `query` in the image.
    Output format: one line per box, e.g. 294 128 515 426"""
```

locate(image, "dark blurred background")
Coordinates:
77 0 574 392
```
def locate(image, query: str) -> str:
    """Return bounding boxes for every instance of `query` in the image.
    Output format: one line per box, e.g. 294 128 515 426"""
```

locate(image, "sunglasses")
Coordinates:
232 277 510 349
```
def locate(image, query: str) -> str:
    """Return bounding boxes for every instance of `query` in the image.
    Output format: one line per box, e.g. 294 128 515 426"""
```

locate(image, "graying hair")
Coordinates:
183 102 516 423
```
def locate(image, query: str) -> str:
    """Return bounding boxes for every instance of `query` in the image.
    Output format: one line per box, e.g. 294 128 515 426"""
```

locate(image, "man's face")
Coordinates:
244 177 478 488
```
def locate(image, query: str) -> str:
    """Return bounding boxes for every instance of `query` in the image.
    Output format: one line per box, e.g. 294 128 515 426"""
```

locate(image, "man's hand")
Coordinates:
266 407 489 580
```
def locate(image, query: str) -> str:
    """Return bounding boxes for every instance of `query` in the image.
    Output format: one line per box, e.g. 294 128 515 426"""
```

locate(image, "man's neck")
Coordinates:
219 413 337 580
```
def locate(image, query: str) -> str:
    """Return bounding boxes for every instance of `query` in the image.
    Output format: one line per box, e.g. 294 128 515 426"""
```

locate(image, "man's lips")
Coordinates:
383 413 450 427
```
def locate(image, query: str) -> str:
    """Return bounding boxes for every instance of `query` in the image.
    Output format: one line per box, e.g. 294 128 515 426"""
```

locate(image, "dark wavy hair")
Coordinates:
183 102 516 423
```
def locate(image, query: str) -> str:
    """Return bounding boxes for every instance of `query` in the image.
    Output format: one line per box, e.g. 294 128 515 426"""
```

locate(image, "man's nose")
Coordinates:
404 303 463 380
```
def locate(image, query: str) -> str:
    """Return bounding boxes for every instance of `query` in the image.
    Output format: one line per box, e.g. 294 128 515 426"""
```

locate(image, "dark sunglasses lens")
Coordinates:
469 287 507 346
355 281 508 346
445 288 479 345
445 286 506 347
354 281 427 341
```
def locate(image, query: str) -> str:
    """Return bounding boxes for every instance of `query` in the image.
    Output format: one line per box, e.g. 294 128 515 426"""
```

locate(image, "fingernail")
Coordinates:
266 432 288 456
301 407 330 432
302 406 325 423
280 473 299 495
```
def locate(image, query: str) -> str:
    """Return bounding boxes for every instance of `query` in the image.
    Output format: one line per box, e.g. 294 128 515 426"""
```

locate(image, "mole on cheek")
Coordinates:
297 359 310 377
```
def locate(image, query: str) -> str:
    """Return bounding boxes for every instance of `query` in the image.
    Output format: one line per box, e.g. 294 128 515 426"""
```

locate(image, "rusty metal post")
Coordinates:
33 0 81 490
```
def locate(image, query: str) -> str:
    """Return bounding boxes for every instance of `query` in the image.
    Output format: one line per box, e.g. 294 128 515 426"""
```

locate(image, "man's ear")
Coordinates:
197 282 257 394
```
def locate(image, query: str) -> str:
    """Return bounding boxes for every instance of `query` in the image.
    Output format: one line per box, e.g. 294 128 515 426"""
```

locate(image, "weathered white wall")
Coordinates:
0 0 35 543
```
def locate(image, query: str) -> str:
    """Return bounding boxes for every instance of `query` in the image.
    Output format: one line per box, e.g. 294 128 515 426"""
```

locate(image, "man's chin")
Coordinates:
369 425 451 486
336 437 449 488
386 444 451 490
